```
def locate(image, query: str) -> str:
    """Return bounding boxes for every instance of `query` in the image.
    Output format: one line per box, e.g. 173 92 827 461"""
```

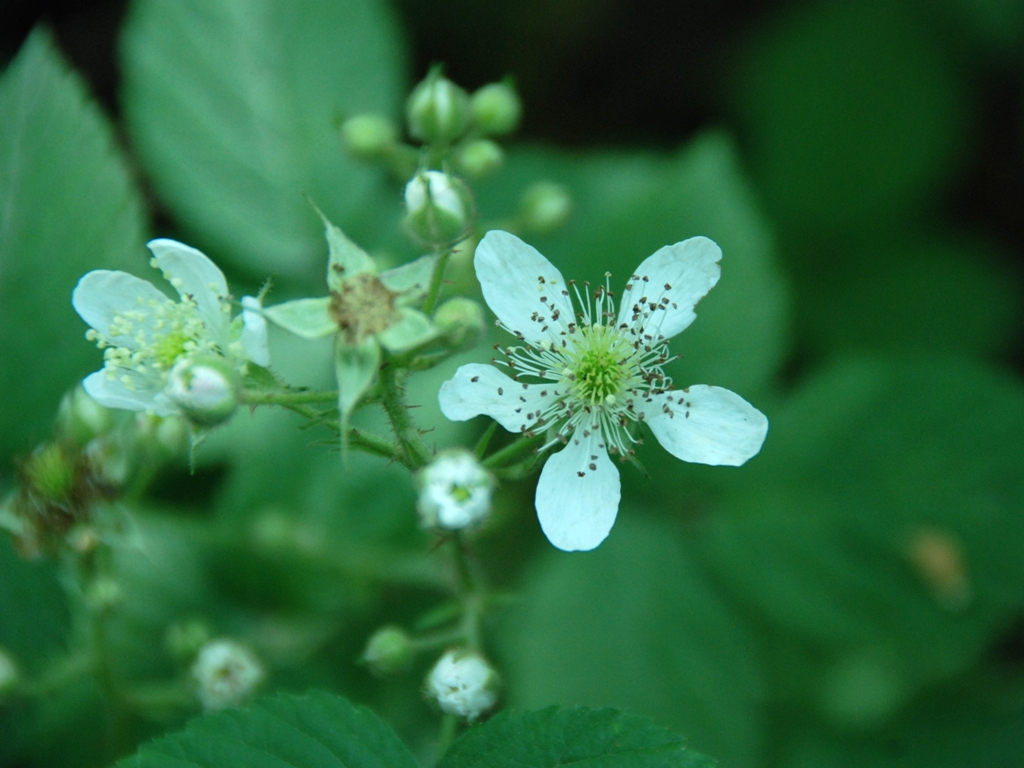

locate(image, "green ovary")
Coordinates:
152 330 191 369
567 325 635 405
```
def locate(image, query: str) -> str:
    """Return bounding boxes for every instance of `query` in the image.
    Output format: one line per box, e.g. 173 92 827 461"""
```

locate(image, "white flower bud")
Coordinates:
407 72 470 144
404 171 474 246
471 82 522 136
192 638 265 712
0 648 19 699
426 649 499 721
417 449 494 530
165 357 239 427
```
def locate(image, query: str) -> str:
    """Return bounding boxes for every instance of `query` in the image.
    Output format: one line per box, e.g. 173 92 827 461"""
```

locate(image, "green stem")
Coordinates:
240 389 339 407
378 363 431 468
450 533 483 652
435 714 459 763
18 651 93 697
422 250 451 316
482 434 545 469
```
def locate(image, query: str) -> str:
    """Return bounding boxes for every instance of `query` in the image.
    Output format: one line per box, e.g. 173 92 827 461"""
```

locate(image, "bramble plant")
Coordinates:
7 2 1022 767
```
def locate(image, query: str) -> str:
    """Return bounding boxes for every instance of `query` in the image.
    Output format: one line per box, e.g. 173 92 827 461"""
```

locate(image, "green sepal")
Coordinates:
377 308 437 354
263 297 337 339
380 254 438 304
335 336 381 431
320 211 376 291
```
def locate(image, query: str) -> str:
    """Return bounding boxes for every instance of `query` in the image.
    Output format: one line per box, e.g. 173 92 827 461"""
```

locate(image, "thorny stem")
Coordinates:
422 249 451 316
378 363 432 468
240 389 339 406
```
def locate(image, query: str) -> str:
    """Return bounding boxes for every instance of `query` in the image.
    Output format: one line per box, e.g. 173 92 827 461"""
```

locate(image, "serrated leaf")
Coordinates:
439 707 717 768
120 0 405 282
117 690 417 768
0 29 147 459
701 354 1024 725
499 516 763 768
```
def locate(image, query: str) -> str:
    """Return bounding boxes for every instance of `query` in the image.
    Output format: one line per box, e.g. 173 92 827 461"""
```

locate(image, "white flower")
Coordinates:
191 638 264 711
426 649 498 721
439 230 768 552
72 239 269 417
417 449 494 530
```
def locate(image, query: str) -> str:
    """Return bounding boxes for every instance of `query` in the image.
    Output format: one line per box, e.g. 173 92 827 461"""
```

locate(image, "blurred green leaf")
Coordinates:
116 690 417 767
0 536 67 670
792 232 1021 359
439 707 717 768
0 29 147 459
734 0 969 228
478 133 789 397
700 354 1024 725
120 0 406 282
499 515 763 768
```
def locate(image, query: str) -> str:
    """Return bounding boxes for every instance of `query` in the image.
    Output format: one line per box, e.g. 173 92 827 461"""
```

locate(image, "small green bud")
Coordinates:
85 576 123 613
407 71 471 144
56 386 113 446
0 648 19 699
362 626 414 676
471 82 522 136
433 298 485 351
23 443 76 503
519 181 572 235
340 114 398 160
455 139 504 179
166 357 240 428
165 619 213 661
404 171 474 246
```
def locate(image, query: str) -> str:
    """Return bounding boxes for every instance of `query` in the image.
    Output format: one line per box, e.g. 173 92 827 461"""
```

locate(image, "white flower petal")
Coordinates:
438 363 559 434
82 371 176 416
72 270 169 345
643 385 767 466
535 425 620 551
148 239 230 342
616 236 721 341
240 296 270 366
474 230 574 345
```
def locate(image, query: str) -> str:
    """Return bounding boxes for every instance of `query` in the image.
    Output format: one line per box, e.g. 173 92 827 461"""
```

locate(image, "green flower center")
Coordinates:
564 324 638 406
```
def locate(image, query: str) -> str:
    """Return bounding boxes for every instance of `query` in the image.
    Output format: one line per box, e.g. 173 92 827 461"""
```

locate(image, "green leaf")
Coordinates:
499 516 763 768
734 0 968 228
263 297 337 339
120 0 405 281
439 707 717 768
0 29 147 459
700 354 1024 725
117 690 418 768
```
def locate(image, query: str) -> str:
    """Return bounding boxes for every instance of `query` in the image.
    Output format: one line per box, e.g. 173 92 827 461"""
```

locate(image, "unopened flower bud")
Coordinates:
433 298 485 352
426 649 499 721
165 619 212 661
417 449 494 530
341 114 398 160
166 357 239 428
404 171 474 246
519 181 572 235
407 71 470 144
56 386 113 446
362 626 414 676
23 442 76 503
455 139 504 179
192 638 265 711
86 576 123 613
0 648 19 699
471 82 522 136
